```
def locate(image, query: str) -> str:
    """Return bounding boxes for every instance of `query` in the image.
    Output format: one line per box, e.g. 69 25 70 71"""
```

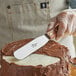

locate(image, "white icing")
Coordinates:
3 54 60 66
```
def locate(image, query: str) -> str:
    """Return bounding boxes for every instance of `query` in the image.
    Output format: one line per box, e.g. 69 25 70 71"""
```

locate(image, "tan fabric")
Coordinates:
0 0 67 48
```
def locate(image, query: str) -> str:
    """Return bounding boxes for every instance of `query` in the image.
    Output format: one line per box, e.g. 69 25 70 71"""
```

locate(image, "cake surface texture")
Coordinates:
0 39 70 76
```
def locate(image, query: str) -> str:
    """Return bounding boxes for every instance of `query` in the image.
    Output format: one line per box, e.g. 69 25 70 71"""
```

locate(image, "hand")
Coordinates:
47 9 76 40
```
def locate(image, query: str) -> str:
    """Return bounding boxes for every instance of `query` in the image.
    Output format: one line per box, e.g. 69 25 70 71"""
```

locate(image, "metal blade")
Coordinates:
14 35 49 59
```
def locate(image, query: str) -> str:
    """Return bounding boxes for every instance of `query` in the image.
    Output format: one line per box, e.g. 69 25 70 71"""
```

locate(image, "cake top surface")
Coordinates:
2 39 69 59
1 39 70 66
3 54 60 66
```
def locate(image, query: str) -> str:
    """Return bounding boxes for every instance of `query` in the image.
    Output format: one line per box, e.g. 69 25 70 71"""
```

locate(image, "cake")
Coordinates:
0 39 70 76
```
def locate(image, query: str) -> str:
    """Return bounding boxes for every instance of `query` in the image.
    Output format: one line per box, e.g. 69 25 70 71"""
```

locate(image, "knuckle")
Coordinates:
58 12 67 17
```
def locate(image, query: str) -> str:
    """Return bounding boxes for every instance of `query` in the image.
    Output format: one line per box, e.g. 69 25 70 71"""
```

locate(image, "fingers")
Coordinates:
55 13 68 40
47 13 67 40
47 11 76 40
47 17 56 32
47 17 57 39
66 14 74 34
56 12 76 39
56 22 67 40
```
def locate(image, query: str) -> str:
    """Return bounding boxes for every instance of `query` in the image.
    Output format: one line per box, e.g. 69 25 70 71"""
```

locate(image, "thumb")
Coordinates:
47 17 56 32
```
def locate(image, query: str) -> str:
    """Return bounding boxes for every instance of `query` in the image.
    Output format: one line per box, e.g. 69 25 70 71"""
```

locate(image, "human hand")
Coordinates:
47 9 76 40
